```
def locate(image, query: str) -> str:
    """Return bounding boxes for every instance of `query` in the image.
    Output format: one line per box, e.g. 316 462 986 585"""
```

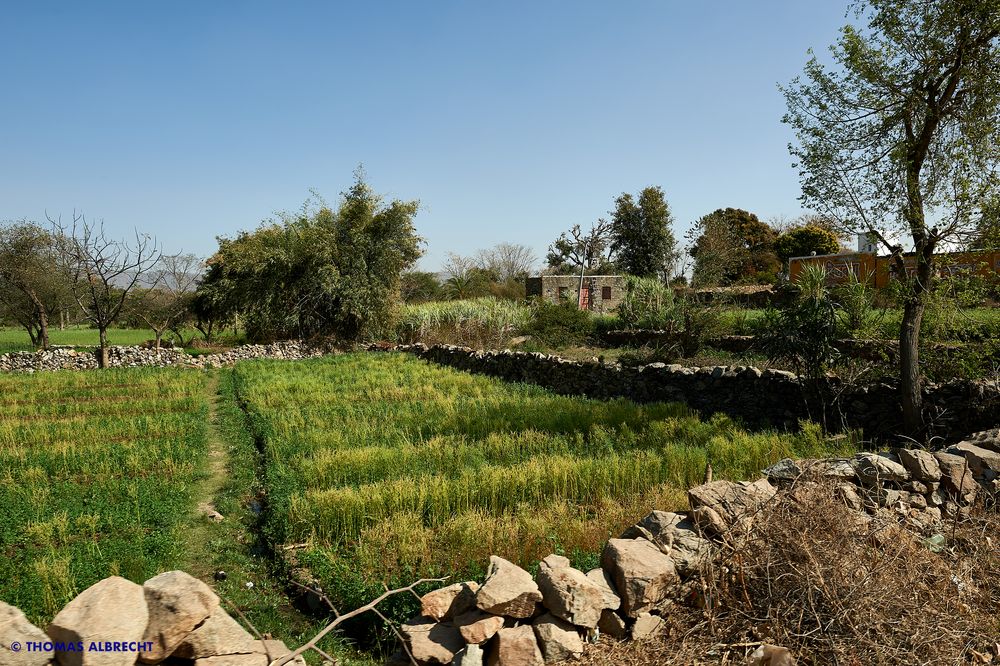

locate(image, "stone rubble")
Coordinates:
1 571 305 666
390 428 997 665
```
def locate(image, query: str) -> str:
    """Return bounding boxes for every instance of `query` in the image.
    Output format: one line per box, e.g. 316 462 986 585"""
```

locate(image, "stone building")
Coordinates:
525 275 625 314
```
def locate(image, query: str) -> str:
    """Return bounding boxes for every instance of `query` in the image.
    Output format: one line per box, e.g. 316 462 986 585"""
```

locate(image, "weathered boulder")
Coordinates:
620 511 712 575
687 479 775 534
934 451 978 500
532 614 583 663
486 626 544 666
600 538 678 618
401 617 464 665
536 555 605 629
961 427 1000 453
584 569 621 610
631 613 665 641
172 607 256 660
852 453 909 485
0 601 50 666
250 641 305 666
476 557 542 619
140 570 219 663
47 576 149 666
763 458 855 481
453 644 484 666
421 582 480 622
597 609 627 639
454 610 504 645
896 449 941 483
950 442 1000 480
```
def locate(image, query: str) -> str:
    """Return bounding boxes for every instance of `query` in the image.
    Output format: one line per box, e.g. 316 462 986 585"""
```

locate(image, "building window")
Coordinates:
602 286 612 299
558 287 569 300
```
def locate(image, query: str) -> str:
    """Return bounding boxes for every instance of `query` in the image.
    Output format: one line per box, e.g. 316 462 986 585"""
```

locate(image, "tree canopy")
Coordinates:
688 208 780 286
781 0 1000 437
196 172 422 342
610 186 680 280
774 224 842 264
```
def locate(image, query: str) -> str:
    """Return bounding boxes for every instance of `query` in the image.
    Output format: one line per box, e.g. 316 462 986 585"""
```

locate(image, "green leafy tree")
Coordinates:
610 187 680 279
197 171 422 341
774 224 842 265
400 271 444 303
688 208 780 286
0 221 70 350
967 196 1000 249
781 0 1000 437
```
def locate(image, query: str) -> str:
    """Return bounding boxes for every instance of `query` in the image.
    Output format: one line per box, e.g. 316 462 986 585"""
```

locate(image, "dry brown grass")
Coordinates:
579 482 999 666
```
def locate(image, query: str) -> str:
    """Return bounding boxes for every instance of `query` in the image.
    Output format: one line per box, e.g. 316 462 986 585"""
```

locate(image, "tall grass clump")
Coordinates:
397 297 531 348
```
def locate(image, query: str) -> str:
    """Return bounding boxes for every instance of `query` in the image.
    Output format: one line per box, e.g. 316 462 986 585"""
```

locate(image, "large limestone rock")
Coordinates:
950 442 1000 480
486 626 544 666
401 617 464 665
584 569 621 610
194 641 305 666
0 601 50 666
851 453 909 485
47 576 149 666
536 555 605 629
600 538 678 618
687 479 775 535
620 510 713 575
896 449 941 483
934 451 978 500
961 427 1000 453
597 609 627 639
141 570 219 663
454 610 504 645
532 614 584 663
475 557 542 619
763 458 855 481
172 607 256 660
421 582 480 622
631 613 665 641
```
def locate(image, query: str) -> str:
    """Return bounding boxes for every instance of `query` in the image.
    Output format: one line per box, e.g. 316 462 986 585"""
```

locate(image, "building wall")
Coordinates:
525 275 625 314
789 250 1000 288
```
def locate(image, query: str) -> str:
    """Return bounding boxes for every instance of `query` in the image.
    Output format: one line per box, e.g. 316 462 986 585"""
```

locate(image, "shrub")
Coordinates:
523 300 595 348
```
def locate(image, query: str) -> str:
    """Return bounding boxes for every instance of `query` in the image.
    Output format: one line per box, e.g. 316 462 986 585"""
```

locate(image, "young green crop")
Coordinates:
232 352 855 635
0 368 208 625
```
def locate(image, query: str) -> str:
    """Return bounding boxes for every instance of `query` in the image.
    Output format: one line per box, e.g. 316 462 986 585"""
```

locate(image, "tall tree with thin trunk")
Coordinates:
781 0 1000 439
131 253 203 352
51 212 161 368
610 186 680 281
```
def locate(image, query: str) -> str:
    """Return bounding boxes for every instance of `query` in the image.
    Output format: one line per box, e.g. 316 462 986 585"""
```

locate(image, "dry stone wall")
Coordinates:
0 341 334 373
390 430 998 665
380 344 1000 442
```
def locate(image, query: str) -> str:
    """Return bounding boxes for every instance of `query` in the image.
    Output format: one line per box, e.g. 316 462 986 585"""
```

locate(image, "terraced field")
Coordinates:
0 369 209 624
232 353 852 627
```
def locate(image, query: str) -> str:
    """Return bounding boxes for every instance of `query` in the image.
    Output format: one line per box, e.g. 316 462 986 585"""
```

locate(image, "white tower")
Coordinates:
857 232 878 254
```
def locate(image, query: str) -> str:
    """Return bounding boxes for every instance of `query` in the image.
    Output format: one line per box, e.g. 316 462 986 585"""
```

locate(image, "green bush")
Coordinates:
523 300 595 348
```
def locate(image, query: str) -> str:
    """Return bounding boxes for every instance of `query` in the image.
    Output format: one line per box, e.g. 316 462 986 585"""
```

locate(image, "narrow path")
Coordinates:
180 371 229 581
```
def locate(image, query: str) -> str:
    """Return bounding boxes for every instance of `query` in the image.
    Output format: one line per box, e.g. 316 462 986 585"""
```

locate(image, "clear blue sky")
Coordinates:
0 1 852 272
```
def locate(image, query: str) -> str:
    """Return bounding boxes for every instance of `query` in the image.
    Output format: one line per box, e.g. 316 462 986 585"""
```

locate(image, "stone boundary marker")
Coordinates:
1 431 995 665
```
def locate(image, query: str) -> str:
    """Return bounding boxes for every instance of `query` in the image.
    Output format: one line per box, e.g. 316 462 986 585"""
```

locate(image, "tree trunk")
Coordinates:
37 304 49 351
898 297 925 438
98 327 109 369
154 329 163 356
60 308 66 331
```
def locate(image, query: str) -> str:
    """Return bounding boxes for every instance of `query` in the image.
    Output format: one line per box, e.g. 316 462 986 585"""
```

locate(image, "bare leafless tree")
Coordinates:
50 211 161 368
131 253 203 352
474 242 538 282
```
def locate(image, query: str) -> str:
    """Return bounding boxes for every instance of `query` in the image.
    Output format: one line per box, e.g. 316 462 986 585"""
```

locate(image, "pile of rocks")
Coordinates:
764 429 999 527
0 341 334 373
0 571 303 665
392 431 998 665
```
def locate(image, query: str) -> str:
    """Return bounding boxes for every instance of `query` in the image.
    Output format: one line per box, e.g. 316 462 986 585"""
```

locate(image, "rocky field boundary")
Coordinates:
378 343 1000 442
0 341 336 373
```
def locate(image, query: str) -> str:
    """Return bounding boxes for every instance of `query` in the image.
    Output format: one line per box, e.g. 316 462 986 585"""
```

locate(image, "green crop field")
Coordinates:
0 326 154 354
232 353 853 631
0 368 209 624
